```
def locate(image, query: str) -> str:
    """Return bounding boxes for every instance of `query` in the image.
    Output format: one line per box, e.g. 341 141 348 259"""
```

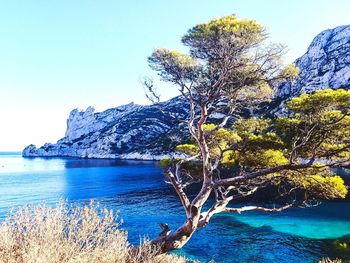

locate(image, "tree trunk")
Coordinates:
151 104 214 253
151 199 209 253
152 218 198 252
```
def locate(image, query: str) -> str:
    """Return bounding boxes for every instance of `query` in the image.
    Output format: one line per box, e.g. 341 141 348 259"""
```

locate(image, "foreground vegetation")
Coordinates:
0 201 191 263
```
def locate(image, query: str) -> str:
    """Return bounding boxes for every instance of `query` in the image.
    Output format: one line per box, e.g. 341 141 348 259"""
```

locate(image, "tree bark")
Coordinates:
151 215 200 252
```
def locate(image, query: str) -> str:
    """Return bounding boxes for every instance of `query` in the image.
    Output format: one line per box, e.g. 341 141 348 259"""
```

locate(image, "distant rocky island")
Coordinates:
23 25 350 160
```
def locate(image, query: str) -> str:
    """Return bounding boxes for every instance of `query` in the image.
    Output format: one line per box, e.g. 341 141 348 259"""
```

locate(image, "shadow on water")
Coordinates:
179 215 350 263
63 158 158 169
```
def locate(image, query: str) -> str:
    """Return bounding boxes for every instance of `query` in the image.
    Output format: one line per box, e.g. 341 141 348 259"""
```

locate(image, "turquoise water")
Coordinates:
0 152 350 262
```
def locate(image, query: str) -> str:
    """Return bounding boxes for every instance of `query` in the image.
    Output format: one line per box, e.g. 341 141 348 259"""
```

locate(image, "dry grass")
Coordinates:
0 201 192 263
319 258 342 263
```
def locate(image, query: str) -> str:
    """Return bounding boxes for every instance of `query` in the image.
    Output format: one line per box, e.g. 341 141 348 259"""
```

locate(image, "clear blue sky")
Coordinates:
1 0 350 151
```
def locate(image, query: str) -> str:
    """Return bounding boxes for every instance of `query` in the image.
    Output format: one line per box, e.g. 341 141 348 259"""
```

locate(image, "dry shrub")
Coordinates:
0 201 192 263
319 258 342 263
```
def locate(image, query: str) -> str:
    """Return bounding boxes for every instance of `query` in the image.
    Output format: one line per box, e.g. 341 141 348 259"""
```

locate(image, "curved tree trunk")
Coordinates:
151 211 201 253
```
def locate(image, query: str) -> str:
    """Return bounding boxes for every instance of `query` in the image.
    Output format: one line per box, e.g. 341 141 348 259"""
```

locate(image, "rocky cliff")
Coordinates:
23 25 350 159
270 25 350 115
23 97 190 159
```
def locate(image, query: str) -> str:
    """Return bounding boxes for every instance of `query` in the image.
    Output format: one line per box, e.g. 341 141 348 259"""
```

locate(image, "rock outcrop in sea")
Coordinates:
23 25 350 159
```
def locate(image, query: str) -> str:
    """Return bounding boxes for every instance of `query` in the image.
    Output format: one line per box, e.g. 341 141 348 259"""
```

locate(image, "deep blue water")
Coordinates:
1 152 350 262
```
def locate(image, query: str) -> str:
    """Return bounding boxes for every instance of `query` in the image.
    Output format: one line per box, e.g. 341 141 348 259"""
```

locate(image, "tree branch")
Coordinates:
224 203 293 213
165 171 191 217
205 99 236 137
213 161 316 188
175 154 200 183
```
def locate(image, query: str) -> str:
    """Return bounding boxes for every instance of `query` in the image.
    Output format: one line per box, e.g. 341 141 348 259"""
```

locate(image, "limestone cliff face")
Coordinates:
23 97 189 159
271 25 350 115
23 25 350 159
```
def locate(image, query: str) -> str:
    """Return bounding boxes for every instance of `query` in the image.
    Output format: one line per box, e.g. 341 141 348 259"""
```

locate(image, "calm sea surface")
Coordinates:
0 152 350 262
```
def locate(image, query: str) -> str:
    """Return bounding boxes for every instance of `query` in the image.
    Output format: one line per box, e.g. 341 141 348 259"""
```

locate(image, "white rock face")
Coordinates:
65 106 96 141
272 25 350 114
23 97 190 159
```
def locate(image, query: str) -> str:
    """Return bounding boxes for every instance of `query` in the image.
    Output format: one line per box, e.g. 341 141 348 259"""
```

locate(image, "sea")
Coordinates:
0 152 350 262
